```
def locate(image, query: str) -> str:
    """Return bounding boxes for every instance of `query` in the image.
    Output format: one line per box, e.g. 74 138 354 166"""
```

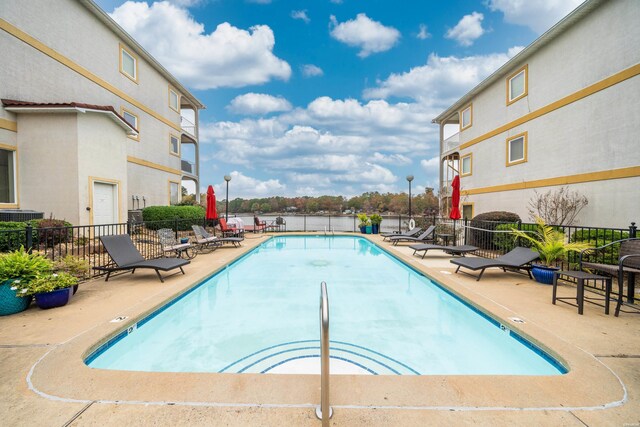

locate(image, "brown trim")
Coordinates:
461 166 640 196
460 63 640 150
0 118 17 132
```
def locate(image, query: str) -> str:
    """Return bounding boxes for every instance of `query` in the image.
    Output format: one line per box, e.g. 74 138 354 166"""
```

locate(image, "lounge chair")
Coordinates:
410 244 478 259
157 228 197 259
579 238 640 316
389 225 436 246
94 234 189 283
381 227 422 241
450 247 539 281
192 225 244 249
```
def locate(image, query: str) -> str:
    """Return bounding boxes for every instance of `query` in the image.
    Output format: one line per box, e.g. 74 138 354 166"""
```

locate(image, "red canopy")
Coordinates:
206 185 218 220
449 175 461 220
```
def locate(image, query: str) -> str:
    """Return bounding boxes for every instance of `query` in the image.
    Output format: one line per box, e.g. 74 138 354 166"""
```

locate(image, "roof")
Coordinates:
2 99 138 136
432 0 605 124
78 0 205 110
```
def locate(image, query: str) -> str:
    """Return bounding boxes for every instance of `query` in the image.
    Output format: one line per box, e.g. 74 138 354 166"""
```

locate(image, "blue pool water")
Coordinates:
87 236 565 375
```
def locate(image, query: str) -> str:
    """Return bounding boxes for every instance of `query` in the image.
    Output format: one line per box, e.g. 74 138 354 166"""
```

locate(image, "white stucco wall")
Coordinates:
446 0 640 228
0 0 195 218
16 114 80 223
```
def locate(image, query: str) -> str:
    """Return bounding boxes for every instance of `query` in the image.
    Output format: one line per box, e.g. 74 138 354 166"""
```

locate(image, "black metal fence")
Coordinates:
0 215 636 282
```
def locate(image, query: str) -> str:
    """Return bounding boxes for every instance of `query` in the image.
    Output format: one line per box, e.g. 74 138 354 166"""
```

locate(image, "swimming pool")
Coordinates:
87 236 566 375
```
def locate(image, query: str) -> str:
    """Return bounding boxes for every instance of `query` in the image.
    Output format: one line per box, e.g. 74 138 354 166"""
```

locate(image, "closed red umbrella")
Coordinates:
449 175 461 220
206 185 218 220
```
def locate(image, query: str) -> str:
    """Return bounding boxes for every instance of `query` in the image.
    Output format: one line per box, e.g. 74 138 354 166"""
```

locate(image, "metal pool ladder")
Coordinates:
316 281 333 424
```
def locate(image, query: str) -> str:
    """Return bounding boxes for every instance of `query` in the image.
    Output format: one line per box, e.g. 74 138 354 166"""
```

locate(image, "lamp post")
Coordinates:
406 175 414 218
224 175 231 220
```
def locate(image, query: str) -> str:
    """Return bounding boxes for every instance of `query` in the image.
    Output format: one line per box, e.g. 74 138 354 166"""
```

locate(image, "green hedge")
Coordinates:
0 219 74 251
494 223 536 252
0 222 29 252
569 229 630 265
142 206 205 230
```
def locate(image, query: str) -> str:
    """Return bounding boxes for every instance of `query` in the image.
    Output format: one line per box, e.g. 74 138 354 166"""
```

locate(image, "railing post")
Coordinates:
464 218 468 245
304 215 307 232
398 214 401 232
126 220 132 236
174 218 179 239
517 220 522 248
25 224 33 252
328 215 331 231
630 222 637 238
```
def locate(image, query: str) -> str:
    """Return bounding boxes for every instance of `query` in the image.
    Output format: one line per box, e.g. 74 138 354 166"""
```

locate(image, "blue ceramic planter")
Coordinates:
0 279 32 316
531 265 559 285
35 287 72 309
371 224 380 234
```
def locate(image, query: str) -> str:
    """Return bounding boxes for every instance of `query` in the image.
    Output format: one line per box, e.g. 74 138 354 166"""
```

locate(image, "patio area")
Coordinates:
1 233 639 426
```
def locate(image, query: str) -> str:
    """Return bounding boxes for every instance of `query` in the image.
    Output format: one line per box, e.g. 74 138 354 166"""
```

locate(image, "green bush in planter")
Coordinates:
12 272 78 296
142 206 205 230
0 247 53 315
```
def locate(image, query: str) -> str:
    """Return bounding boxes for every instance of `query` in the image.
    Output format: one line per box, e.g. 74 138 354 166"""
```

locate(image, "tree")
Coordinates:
527 186 588 225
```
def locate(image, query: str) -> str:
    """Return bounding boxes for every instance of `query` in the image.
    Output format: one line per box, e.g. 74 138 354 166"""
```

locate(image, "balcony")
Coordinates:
180 115 196 138
181 160 196 177
442 132 460 154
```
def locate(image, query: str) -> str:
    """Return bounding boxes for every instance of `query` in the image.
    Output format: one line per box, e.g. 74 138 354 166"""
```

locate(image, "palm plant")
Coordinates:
510 217 591 266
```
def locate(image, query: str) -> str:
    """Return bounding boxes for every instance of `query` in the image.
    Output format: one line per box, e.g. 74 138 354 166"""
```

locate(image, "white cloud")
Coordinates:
363 48 522 105
301 64 324 77
214 171 285 198
166 0 205 7
291 10 310 23
371 152 412 165
329 13 401 58
445 12 485 46
110 2 290 89
227 93 292 115
486 0 583 33
416 24 431 40
420 157 440 173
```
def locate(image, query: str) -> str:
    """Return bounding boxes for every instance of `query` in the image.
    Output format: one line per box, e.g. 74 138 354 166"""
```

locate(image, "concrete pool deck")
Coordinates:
1 232 639 426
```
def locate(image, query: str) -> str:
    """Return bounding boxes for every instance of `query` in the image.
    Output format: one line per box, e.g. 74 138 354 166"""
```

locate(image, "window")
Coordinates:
507 65 528 105
170 134 180 156
169 181 180 205
169 88 180 112
460 104 472 131
0 148 16 204
506 132 528 166
121 108 139 139
119 44 138 82
462 204 474 220
461 153 472 176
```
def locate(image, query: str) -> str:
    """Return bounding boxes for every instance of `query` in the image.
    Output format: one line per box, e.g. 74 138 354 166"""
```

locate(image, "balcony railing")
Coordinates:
443 132 460 153
180 115 196 137
181 160 195 175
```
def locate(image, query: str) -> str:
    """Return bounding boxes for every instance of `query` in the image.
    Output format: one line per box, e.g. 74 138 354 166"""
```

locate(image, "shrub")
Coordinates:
142 205 205 230
0 222 29 252
494 223 536 252
569 229 630 265
12 272 78 296
0 247 53 285
33 218 71 247
468 211 521 249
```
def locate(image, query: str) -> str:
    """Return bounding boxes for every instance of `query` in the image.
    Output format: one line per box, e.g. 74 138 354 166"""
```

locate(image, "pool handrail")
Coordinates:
316 281 333 424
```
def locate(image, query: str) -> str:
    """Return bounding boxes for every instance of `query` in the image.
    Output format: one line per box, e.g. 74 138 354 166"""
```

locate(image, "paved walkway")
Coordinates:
1 233 638 426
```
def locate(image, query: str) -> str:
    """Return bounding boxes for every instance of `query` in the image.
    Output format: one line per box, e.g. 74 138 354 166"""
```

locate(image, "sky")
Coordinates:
95 0 583 199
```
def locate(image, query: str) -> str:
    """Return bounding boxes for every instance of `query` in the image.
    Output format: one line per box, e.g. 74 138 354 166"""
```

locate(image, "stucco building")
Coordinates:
0 0 204 225
434 0 639 228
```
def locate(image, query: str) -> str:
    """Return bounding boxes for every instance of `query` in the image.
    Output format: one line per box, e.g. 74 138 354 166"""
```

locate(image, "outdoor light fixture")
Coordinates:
224 175 232 220
406 175 414 218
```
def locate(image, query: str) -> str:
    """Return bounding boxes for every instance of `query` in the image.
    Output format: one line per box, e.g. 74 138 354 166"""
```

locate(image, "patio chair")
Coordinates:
218 218 242 237
192 225 244 249
94 234 189 283
381 227 422 241
245 216 267 233
157 228 197 259
579 238 640 316
410 244 478 259
389 225 436 246
450 247 540 281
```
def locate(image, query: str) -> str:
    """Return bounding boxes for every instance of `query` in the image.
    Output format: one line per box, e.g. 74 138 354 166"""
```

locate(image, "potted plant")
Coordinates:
510 217 591 284
357 213 370 234
12 272 78 309
54 255 90 295
0 247 53 315
370 214 383 234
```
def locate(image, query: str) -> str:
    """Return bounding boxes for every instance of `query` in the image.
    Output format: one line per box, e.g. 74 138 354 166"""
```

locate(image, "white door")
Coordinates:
93 182 117 225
